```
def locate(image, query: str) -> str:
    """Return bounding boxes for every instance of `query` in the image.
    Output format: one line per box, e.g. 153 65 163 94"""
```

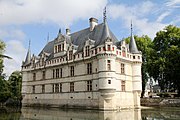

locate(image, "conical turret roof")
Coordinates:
24 41 31 65
129 22 139 54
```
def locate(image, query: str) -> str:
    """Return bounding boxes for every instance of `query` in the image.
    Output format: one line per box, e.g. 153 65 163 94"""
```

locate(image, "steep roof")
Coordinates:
39 22 119 56
129 23 140 54
24 49 31 65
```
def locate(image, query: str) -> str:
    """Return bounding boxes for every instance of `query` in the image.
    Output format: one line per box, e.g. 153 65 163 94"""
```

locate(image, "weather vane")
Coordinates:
103 6 107 23
28 39 31 50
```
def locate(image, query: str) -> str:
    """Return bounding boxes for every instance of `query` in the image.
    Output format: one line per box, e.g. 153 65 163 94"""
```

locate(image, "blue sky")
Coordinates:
0 0 179 76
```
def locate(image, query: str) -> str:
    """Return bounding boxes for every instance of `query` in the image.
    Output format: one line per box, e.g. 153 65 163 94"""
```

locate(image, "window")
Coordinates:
121 63 125 74
70 82 74 92
95 49 97 54
87 80 92 91
55 84 59 93
69 50 73 60
54 46 58 53
32 86 35 93
60 68 62 78
42 71 46 80
87 63 92 74
99 47 101 52
52 70 54 78
85 46 90 56
133 56 135 59
58 44 61 52
103 47 106 51
107 60 111 71
70 66 74 76
60 83 62 92
56 69 59 78
33 73 36 81
62 43 64 51
52 84 54 93
122 47 126 57
121 81 125 91
42 85 45 93
108 80 111 84
108 45 111 51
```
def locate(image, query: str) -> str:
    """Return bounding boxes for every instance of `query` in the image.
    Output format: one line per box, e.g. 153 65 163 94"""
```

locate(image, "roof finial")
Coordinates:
103 6 107 23
28 39 31 50
47 32 49 43
131 20 133 36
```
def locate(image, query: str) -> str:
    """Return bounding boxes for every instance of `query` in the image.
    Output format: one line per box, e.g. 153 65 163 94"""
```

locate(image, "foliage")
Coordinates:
152 25 180 94
0 40 22 106
8 71 22 101
125 35 154 97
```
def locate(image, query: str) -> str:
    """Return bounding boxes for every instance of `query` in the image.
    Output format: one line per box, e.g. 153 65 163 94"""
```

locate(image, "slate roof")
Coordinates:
23 48 31 66
39 22 119 59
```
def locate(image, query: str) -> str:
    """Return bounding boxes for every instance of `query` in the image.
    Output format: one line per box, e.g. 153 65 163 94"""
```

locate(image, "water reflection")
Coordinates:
0 107 21 120
20 107 141 120
142 108 180 120
1 107 180 120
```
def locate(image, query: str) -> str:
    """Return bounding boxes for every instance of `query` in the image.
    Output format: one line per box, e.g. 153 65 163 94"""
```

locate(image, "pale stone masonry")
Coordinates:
21 17 142 110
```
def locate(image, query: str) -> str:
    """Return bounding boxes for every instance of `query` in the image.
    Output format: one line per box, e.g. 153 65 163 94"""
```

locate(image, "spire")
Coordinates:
103 20 111 39
47 32 49 43
102 6 110 39
103 7 107 23
24 40 31 65
129 21 139 54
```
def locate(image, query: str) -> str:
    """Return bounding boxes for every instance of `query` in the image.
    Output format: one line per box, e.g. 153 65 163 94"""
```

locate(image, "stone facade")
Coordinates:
21 17 142 110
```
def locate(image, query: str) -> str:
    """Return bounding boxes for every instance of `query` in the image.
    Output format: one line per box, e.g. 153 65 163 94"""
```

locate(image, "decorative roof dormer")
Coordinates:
129 21 140 54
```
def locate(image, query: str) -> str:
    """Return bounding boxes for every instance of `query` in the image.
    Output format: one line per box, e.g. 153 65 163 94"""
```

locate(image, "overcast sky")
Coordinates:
0 0 179 76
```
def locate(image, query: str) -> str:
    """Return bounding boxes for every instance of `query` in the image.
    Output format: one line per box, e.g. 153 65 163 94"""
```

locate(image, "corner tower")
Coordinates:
130 22 142 108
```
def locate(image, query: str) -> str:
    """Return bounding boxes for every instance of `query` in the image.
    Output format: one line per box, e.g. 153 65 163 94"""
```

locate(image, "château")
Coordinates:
21 16 142 110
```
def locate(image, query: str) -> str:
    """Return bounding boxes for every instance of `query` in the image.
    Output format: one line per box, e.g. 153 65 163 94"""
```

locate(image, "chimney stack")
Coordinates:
89 17 98 31
66 28 70 35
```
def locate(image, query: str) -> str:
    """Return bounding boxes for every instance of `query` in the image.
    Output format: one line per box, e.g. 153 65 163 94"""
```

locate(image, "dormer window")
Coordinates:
122 47 126 57
62 43 64 51
85 46 90 57
108 45 111 51
69 50 73 60
55 46 58 53
58 44 61 52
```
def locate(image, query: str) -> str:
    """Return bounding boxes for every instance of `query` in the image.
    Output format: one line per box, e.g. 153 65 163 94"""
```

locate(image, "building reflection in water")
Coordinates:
20 107 141 120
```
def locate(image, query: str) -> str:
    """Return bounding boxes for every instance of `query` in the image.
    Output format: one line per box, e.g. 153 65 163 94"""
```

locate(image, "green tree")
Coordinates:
8 71 22 101
0 40 11 104
152 25 180 94
125 35 154 97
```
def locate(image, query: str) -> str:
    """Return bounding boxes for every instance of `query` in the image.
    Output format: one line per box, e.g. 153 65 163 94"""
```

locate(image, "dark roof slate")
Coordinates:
39 22 119 59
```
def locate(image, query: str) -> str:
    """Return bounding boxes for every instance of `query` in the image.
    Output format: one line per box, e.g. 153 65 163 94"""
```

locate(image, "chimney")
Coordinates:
66 28 70 35
89 17 98 31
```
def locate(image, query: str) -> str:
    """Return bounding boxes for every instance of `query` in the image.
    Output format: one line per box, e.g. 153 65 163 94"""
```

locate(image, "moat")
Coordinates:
0 107 180 120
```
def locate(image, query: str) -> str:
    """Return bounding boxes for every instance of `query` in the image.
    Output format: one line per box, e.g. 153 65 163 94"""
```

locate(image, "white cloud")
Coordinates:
0 0 107 27
0 28 26 41
108 2 166 38
157 11 171 22
0 28 27 77
4 40 26 76
166 0 180 7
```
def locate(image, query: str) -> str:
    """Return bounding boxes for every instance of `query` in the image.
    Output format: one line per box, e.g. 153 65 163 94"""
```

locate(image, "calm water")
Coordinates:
0 107 180 120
